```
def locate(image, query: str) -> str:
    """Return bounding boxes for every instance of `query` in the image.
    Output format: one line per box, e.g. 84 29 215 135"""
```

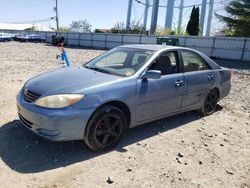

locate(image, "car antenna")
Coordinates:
56 37 70 67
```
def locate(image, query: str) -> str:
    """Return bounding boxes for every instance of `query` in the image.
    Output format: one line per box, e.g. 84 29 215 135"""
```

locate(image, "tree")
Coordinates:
216 0 250 37
186 6 200 35
59 26 71 32
69 19 92 32
111 21 126 33
155 26 176 35
129 20 144 34
111 19 146 34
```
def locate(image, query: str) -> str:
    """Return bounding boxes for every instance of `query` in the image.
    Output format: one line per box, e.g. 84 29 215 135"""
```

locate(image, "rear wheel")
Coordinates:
200 89 219 116
84 105 127 151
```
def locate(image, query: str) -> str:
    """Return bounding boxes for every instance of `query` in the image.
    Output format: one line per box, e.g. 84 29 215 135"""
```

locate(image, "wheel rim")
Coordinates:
205 91 218 114
95 115 123 147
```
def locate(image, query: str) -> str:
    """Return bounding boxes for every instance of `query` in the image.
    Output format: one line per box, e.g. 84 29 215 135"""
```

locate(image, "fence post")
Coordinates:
45 32 48 42
211 37 216 58
240 38 247 62
184 36 187 47
78 33 80 47
66 32 69 45
105 33 107 50
90 33 93 49
139 34 142 44
121 34 124 45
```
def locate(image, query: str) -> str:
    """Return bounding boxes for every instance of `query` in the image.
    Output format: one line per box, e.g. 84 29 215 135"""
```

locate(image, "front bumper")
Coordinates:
16 91 95 141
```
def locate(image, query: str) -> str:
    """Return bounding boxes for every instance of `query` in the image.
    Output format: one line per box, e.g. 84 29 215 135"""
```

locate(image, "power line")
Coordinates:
0 12 54 22
2 0 54 11
132 0 145 24
132 1 139 21
5 17 55 24
135 0 206 9
0 0 57 29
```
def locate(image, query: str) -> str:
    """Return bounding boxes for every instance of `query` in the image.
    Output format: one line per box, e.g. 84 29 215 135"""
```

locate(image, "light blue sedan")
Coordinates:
17 45 231 151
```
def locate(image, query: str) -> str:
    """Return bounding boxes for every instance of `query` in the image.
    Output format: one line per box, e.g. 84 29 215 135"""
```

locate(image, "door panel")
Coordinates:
136 73 184 122
181 70 215 109
180 50 216 109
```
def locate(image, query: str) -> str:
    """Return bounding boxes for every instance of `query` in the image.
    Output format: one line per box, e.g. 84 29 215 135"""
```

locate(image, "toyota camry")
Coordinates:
16 45 231 151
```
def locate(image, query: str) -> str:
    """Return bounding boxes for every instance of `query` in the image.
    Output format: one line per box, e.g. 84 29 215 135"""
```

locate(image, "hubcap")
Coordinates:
95 115 122 146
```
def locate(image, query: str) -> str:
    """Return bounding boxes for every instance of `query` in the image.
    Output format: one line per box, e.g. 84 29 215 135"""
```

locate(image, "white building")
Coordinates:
0 23 54 31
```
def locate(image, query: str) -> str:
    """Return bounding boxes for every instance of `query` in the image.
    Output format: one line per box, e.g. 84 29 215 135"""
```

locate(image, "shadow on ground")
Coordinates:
0 106 222 174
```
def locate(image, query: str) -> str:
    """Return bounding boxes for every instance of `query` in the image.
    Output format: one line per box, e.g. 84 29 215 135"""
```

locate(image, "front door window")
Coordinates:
149 51 178 75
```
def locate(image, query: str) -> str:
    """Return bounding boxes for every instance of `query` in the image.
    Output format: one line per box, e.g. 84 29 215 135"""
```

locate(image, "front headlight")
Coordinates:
35 94 84 108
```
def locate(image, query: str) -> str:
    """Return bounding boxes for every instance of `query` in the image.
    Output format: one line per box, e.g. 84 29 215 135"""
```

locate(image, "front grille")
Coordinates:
18 113 33 129
24 89 41 103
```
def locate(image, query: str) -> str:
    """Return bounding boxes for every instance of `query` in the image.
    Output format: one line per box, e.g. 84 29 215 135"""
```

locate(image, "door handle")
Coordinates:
174 80 183 87
208 75 214 81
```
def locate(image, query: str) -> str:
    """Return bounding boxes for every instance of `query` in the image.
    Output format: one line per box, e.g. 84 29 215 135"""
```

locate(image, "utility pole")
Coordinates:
55 0 59 31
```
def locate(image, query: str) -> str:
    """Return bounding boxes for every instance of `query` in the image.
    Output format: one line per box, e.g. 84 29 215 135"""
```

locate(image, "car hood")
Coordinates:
25 67 121 96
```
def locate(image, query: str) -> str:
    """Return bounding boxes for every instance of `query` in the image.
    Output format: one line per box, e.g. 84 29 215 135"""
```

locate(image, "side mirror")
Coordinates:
141 70 161 80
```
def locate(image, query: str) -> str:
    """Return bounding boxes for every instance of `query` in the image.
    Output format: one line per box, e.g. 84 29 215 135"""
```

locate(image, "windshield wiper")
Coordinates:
84 66 111 74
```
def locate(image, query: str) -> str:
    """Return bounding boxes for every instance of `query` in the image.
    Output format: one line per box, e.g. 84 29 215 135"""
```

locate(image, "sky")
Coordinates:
0 0 227 35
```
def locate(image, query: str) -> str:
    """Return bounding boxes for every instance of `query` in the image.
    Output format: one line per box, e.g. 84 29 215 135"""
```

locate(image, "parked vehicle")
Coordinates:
13 34 46 42
16 45 231 151
28 34 46 43
13 34 23 41
0 33 13 42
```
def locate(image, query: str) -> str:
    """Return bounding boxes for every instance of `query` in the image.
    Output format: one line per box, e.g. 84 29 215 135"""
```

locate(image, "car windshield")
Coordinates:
84 47 155 77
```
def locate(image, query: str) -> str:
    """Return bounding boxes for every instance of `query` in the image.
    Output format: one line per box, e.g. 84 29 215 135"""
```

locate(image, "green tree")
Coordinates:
186 6 200 35
155 26 176 35
69 19 92 32
129 20 144 34
111 21 126 33
111 20 145 34
59 26 71 32
216 0 250 37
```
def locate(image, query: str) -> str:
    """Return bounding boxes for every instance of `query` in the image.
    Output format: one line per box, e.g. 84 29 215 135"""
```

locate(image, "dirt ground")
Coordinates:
0 42 249 188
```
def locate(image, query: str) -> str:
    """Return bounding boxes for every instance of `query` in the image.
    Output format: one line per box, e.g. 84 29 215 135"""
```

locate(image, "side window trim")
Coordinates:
177 49 184 73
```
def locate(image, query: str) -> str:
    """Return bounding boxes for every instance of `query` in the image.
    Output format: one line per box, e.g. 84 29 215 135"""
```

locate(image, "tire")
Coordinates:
84 105 127 151
200 89 219 116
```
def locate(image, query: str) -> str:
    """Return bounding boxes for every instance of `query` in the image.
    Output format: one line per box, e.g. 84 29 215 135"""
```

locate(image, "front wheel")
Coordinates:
200 89 219 116
84 105 127 151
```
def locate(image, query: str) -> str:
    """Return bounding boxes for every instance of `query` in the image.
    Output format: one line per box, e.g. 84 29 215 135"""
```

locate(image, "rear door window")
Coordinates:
181 51 210 72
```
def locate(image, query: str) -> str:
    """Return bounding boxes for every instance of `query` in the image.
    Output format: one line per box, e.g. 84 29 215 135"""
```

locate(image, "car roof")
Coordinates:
119 44 183 51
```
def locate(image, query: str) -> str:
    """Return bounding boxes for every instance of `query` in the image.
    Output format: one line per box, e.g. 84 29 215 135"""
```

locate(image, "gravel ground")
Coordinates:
0 42 249 188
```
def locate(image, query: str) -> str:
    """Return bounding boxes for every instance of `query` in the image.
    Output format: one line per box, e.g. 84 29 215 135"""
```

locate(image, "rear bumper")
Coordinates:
16 91 95 141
